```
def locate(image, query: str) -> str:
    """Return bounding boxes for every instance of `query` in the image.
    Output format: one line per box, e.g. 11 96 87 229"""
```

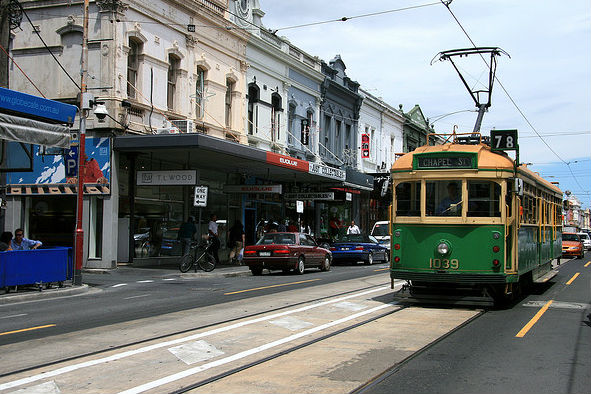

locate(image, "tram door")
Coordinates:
505 184 519 274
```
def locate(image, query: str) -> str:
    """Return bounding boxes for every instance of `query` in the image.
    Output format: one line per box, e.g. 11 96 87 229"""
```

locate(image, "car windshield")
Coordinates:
257 233 296 245
336 234 366 243
371 223 389 237
562 233 580 242
577 233 590 241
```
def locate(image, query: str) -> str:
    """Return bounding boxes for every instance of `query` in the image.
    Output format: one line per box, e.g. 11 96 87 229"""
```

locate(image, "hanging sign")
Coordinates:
361 133 370 158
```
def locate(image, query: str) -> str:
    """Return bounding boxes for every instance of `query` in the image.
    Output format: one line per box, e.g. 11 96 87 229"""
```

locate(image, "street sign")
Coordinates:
296 200 304 213
194 186 208 207
65 146 78 177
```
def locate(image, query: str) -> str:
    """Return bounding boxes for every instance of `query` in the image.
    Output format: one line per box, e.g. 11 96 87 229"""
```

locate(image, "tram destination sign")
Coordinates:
414 153 477 170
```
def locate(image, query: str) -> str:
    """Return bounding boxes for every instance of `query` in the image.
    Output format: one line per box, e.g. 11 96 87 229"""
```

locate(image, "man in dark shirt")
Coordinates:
178 217 197 256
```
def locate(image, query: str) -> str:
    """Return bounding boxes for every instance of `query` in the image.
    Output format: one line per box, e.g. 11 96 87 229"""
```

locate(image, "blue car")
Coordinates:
329 234 389 265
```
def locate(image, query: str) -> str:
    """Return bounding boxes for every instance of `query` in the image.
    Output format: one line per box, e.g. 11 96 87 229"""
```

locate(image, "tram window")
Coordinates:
427 181 462 217
467 181 501 217
395 182 421 216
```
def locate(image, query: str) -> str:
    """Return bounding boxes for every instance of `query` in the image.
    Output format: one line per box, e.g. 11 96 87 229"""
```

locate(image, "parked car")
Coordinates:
243 232 331 275
577 232 591 251
330 233 389 265
562 232 584 259
370 221 390 249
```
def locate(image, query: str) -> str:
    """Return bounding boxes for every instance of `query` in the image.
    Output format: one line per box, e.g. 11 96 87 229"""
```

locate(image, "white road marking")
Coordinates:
333 301 367 311
123 294 150 300
0 286 390 392
136 280 154 283
162 278 176 281
168 341 224 365
10 380 61 394
112 284 127 288
269 316 314 331
0 313 27 320
119 302 396 394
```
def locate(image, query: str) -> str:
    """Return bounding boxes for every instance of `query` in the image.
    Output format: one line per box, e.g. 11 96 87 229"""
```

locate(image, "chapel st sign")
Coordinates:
414 153 476 170
137 170 197 185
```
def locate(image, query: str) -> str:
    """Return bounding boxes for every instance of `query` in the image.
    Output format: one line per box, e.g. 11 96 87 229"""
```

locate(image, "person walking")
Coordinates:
178 216 197 256
346 220 361 235
208 214 220 265
228 220 245 265
10 229 42 250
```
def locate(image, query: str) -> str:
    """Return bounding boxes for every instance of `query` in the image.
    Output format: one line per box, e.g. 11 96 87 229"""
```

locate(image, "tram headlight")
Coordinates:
437 241 450 255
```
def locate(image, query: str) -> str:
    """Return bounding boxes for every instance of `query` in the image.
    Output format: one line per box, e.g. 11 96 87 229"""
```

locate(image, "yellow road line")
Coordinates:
566 272 580 285
515 300 553 338
0 324 56 337
584 261 590 268
224 279 321 295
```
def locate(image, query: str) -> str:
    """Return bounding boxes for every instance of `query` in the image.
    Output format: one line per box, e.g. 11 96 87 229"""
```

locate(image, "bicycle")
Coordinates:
179 238 216 272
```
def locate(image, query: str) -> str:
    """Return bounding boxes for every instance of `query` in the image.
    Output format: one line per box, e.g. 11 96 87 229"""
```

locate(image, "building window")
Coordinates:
335 119 342 156
127 38 142 99
248 84 259 135
167 54 180 111
226 79 235 128
287 103 296 144
271 93 282 142
195 67 206 119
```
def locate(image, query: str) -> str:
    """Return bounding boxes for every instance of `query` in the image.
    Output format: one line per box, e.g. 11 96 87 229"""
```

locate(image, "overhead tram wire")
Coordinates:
439 0 586 192
15 0 81 91
270 1 442 33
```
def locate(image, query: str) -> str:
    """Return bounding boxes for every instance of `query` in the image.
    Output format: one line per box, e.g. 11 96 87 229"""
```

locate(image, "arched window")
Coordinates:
167 54 181 111
225 79 235 128
271 93 282 142
287 103 296 143
195 67 206 119
127 38 142 99
248 84 259 135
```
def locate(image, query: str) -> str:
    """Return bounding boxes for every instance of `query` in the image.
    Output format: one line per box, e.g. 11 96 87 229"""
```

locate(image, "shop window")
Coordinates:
395 181 421 217
467 181 501 217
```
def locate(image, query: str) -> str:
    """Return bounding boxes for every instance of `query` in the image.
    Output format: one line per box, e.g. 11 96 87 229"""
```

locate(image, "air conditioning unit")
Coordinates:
171 119 194 133
155 126 180 134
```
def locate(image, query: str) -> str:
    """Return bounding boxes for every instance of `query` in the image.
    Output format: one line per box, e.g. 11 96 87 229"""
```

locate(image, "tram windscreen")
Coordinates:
467 181 501 217
427 181 462 216
395 182 421 216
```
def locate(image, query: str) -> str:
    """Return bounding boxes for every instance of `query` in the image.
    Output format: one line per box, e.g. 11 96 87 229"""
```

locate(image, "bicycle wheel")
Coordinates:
198 252 216 272
179 253 194 273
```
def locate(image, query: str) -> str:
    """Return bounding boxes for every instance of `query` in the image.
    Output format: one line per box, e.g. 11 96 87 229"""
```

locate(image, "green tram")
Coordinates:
389 134 562 304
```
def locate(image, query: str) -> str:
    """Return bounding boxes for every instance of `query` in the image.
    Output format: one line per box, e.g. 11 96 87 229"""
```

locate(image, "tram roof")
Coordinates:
392 143 562 195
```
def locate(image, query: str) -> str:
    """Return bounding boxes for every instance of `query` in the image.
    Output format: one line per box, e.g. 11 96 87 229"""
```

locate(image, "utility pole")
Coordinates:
73 0 90 285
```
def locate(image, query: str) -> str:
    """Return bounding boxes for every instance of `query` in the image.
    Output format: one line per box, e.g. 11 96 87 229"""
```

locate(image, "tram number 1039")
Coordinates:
429 258 459 270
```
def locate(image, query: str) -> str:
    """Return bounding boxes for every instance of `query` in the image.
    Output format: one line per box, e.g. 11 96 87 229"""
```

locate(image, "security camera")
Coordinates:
94 103 108 122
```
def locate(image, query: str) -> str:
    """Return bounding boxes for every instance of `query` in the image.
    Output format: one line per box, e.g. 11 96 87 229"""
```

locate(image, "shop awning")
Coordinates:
114 133 373 188
0 113 71 148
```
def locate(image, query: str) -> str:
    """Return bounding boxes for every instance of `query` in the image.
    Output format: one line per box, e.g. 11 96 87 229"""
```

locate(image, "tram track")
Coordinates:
0 282 393 379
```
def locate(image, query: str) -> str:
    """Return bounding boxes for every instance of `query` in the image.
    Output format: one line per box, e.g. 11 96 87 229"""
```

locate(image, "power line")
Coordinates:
439 0 587 192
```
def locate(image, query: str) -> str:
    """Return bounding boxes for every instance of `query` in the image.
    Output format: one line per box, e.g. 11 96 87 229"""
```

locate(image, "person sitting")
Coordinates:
10 229 42 250
0 231 13 251
436 182 462 216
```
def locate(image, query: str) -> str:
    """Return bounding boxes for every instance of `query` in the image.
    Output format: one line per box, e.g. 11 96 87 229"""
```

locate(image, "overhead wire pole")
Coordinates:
73 0 89 286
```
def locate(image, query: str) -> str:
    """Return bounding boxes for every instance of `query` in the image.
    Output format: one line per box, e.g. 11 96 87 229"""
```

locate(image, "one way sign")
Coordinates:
65 146 78 177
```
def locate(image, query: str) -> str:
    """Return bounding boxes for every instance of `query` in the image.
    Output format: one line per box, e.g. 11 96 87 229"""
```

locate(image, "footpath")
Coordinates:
0 263 251 305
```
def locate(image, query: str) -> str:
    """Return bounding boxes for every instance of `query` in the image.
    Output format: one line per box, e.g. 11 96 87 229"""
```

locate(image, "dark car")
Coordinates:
243 232 331 275
330 233 389 265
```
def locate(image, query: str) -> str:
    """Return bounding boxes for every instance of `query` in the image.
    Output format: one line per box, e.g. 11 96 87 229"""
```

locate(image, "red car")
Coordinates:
243 232 332 275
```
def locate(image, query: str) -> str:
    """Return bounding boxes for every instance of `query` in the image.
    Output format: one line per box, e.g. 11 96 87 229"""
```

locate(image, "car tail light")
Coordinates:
244 250 257 256
329 247 336 251
492 259 500 266
394 243 400 250
355 246 364 250
493 246 500 253
394 256 400 263
274 249 290 255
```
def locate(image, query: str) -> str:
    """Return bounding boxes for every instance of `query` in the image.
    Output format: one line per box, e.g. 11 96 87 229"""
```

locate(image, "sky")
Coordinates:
257 0 591 208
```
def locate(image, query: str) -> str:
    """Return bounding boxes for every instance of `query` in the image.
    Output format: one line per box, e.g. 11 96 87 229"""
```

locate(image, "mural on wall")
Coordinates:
6 137 111 195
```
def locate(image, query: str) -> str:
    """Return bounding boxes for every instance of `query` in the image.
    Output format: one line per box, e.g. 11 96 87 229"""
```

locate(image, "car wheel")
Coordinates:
366 252 373 265
251 267 263 276
296 256 305 275
320 255 331 272
577 251 584 259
